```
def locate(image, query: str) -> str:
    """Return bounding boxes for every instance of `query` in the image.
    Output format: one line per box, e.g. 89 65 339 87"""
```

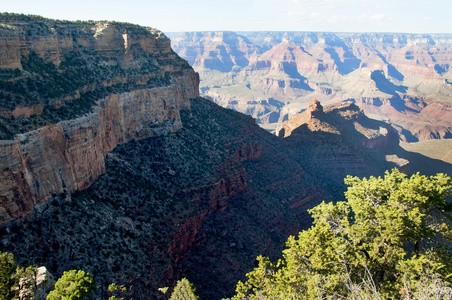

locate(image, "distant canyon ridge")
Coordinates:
168 31 452 142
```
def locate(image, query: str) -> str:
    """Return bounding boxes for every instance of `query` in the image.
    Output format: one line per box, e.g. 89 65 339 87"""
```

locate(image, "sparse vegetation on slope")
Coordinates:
0 97 325 299
0 13 191 139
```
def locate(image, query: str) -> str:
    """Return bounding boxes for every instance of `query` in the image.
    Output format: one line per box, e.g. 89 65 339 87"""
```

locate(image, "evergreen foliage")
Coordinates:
231 169 452 299
169 278 200 300
107 282 127 300
13 265 39 300
0 252 41 300
46 270 95 300
0 251 17 299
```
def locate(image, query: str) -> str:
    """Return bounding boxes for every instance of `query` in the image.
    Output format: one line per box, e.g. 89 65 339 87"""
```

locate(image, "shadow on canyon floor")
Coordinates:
395 146 452 176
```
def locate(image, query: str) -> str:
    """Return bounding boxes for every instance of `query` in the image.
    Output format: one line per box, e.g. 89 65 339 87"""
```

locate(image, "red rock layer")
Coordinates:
0 71 199 224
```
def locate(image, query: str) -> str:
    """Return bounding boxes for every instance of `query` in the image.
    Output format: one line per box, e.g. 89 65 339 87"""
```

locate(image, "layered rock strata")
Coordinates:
0 14 194 140
0 14 200 223
0 17 171 69
278 99 408 190
279 99 400 151
170 31 452 141
0 71 198 223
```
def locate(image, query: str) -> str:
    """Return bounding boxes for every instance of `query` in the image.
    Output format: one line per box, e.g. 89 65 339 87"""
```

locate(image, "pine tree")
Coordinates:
0 252 17 299
169 278 200 300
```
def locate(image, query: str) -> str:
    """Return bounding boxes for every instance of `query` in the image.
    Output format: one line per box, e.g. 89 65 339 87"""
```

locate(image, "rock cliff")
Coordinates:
0 14 193 139
0 15 173 69
279 99 400 153
0 71 198 223
0 14 199 223
278 99 408 194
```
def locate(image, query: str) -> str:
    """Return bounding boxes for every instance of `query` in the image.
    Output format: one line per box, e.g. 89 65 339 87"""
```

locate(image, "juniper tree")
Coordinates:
232 169 452 299
169 278 200 300
46 270 95 300
0 252 17 299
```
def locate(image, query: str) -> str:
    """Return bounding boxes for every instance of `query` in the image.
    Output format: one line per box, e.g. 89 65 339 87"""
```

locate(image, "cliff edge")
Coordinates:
0 14 199 223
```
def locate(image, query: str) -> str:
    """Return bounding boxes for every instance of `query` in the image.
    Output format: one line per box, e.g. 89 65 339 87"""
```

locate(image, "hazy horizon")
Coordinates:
2 0 451 34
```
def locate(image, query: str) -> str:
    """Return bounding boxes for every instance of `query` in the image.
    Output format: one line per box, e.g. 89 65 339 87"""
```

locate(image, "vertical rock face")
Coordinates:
0 30 23 69
0 71 199 223
279 100 400 151
0 18 172 69
306 99 323 119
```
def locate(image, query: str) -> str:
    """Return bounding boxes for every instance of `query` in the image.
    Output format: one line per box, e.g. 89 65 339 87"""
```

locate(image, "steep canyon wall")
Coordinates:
0 15 199 223
0 72 198 223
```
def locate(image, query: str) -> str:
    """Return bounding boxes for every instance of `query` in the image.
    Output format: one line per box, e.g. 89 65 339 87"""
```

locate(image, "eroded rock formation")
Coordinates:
280 99 400 151
0 14 199 223
170 31 452 141
1 15 444 300
0 71 198 223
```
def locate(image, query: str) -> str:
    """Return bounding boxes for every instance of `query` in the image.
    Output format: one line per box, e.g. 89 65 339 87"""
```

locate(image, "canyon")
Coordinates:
0 72 198 224
2 95 415 299
169 31 452 142
0 14 198 223
1 14 451 300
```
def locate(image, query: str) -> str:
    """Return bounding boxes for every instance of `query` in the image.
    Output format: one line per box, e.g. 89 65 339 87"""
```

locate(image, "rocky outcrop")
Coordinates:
12 105 44 118
13 266 55 300
278 99 405 180
275 100 412 210
0 96 333 300
278 99 332 138
0 25 23 69
306 99 323 118
1 24 449 300
0 70 199 224
0 15 195 141
169 213 206 263
279 100 399 151
0 18 171 69
0 15 200 224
